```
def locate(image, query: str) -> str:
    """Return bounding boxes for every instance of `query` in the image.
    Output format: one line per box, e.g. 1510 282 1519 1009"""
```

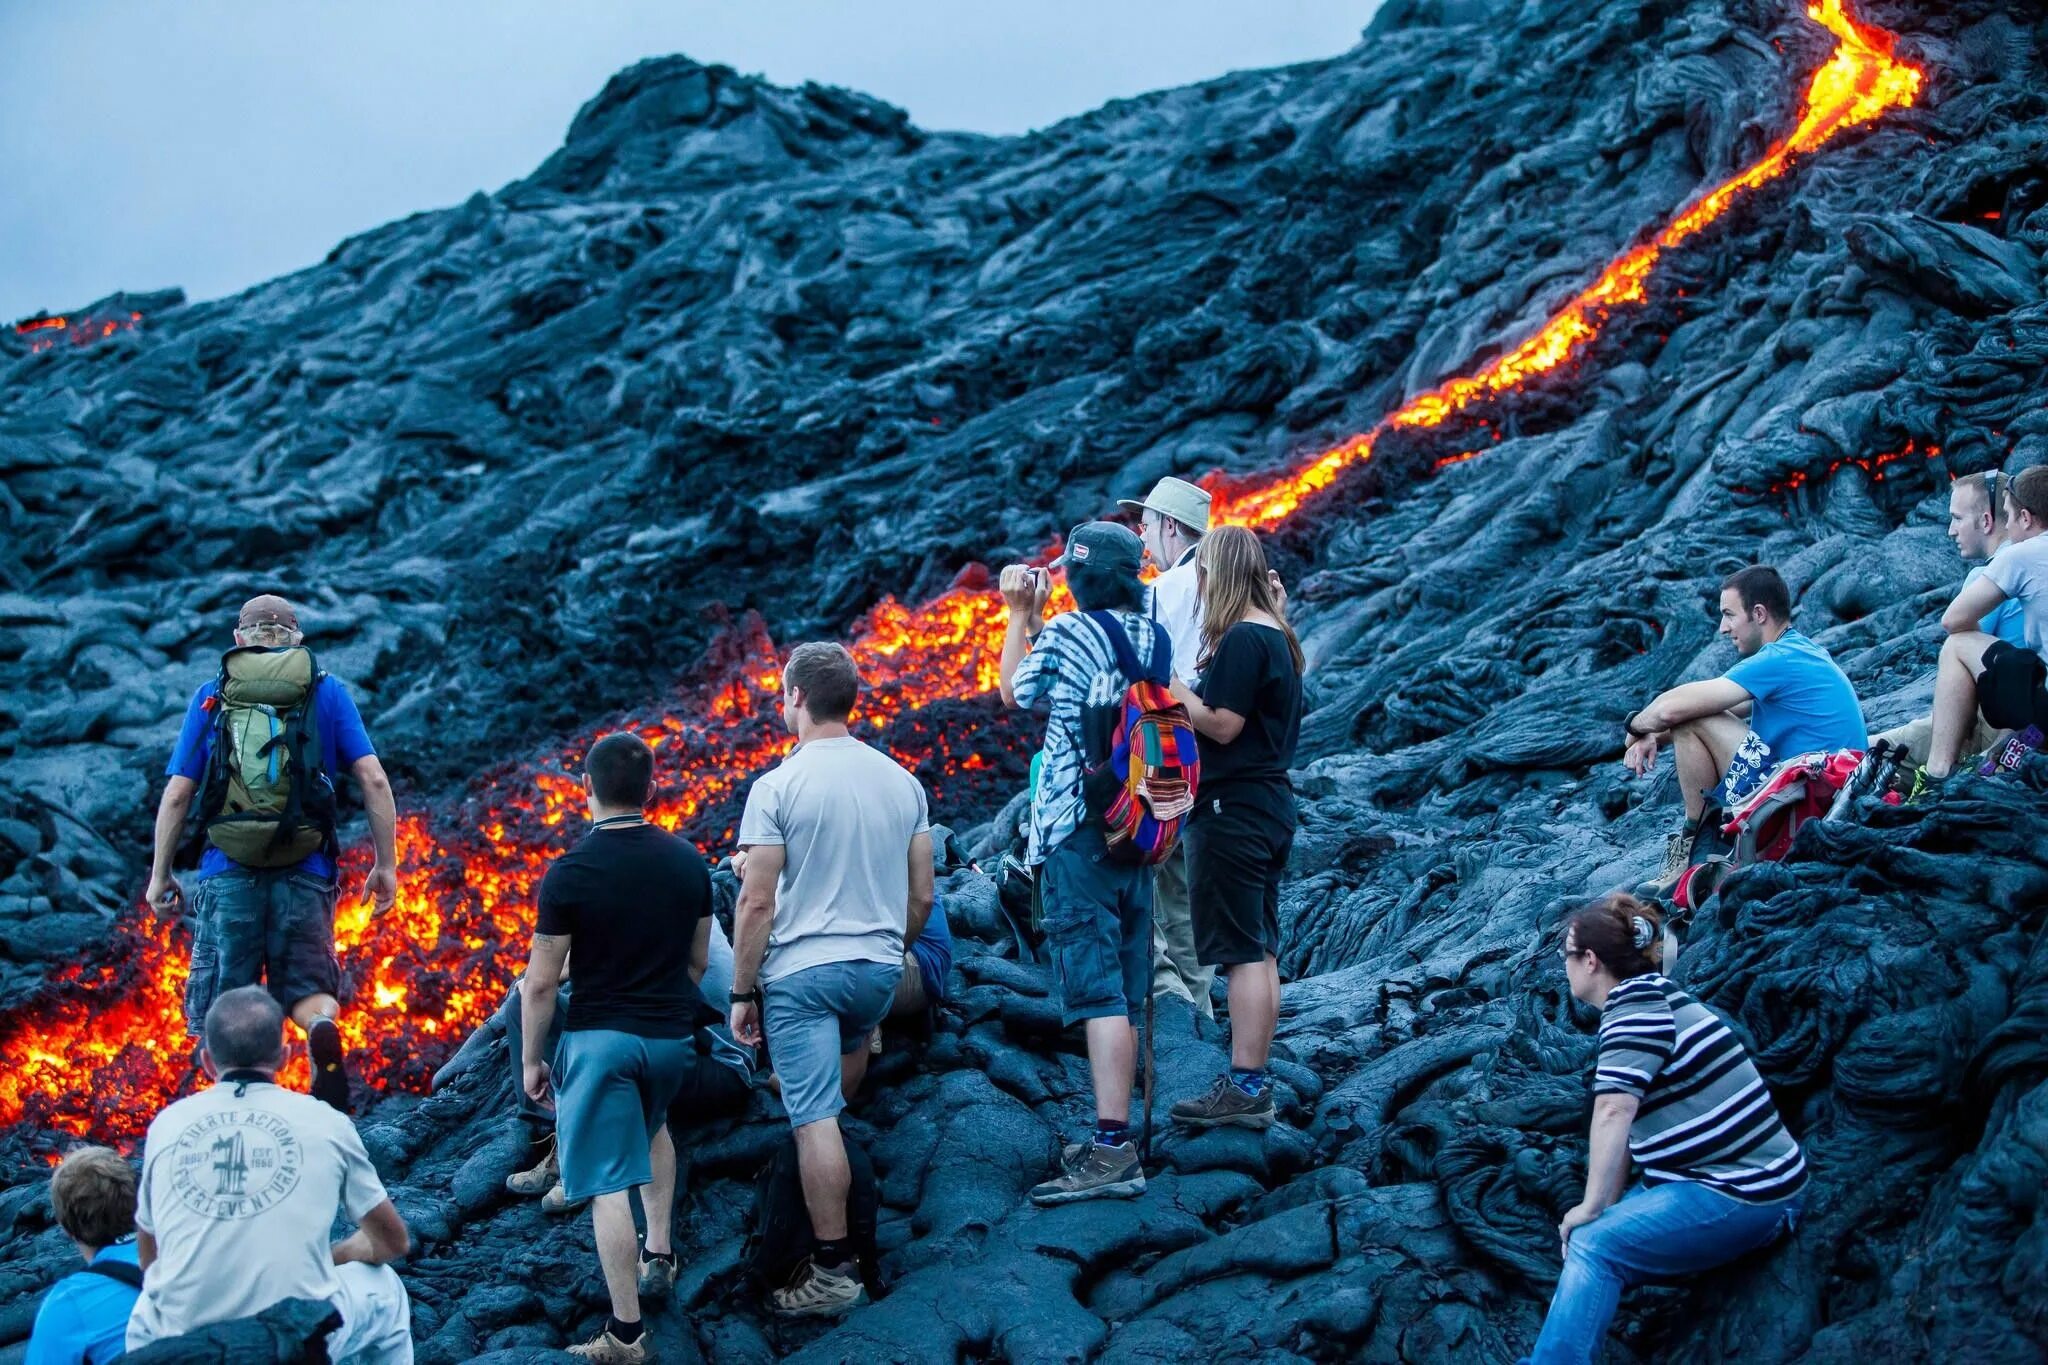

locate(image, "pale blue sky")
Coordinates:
0 2 1378 321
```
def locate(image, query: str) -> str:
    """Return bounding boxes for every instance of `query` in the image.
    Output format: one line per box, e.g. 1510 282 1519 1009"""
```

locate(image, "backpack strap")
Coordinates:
77 1258 143 1290
1083 611 1168 688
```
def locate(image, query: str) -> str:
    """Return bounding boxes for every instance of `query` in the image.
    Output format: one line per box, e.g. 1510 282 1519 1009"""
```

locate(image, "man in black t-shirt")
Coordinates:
522 733 712 1365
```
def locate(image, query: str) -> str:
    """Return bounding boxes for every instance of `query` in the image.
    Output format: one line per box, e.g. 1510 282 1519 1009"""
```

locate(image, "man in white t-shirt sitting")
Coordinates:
729 643 934 1318
128 987 413 1363
1119 476 1214 1019
1929 466 2048 777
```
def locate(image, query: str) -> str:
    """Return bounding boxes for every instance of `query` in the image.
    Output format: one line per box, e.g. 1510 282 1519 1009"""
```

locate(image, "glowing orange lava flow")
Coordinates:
0 1 1924 1146
12 311 143 354
1210 0 1922 529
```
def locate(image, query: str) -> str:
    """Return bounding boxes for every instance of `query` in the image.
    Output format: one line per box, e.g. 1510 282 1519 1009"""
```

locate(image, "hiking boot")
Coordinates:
1645 828 1695 895
637 1247 677 1304
307 1017 352 1115
1029 1139 1146 1206
768 1257 867 1317
506 1132 559 1197
1170 1075 1276 1131
540 1181 587 1215
566 1326 650 1362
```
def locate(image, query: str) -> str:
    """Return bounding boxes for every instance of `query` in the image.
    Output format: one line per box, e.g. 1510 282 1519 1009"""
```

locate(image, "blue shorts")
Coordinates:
184 866 341 1035
1711 729 1776 806
763 959 901 1128
1038 824 1153 1026
555 1028 693 1201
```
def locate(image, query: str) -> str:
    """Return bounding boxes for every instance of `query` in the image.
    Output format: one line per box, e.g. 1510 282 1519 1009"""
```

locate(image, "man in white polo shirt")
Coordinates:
1119 476 1214 1018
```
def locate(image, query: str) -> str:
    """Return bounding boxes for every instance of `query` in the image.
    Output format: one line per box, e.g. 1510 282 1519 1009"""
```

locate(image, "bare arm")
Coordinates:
331 1199 411 1267
687 916 710 986
1559 1092 1640 1249
146 777 197 911
1632 678 1752 736
350 756 399 914
905 831 935 942
729 845 785 1046
520 932 569 1100
1169 677 1246 745
136 1229 156 1272
1942 574 2007 634
996 566 1051 707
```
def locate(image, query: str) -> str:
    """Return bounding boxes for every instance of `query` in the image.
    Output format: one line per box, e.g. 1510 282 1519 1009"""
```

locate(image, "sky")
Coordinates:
0 2 1379 322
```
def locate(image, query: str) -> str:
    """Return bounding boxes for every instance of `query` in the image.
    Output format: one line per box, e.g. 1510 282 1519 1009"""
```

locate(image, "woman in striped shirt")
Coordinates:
1519 892 1807 1365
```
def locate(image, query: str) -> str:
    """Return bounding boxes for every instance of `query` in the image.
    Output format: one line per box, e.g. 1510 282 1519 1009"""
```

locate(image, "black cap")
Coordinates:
1049 520 1144 574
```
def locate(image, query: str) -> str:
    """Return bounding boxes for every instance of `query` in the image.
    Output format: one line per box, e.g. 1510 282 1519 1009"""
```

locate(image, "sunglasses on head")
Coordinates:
1987 470 2003 520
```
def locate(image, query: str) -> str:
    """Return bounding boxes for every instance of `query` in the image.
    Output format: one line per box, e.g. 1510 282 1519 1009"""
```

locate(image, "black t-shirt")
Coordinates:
1196 622 1302 816
535 824 712 1037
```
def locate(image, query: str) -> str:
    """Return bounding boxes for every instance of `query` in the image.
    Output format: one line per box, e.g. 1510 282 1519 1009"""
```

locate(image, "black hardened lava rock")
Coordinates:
3 0 2048 1360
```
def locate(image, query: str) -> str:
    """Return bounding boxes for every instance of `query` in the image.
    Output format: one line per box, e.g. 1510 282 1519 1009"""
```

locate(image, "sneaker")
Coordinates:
637 1248 677 1304
306 1017 352 1115
540 1181 587 1215
506 1133 559 1196
566 1327 650 1362
1170 1075 1276 1131
768 1257 866 1317
1028 1139 1146 1206
1645 828 1695 894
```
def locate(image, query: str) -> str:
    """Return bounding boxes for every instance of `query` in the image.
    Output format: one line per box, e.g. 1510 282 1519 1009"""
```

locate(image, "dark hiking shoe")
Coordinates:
566 1327 650 1362
768 1257 866 1317
307 1017 352 1115
637 1247 677 1304
507 1132 560 1196
1170 1075 1277 1131
1029 1139 1145 1206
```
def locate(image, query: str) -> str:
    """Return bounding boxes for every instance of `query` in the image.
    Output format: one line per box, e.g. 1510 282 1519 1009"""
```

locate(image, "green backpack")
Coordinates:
197 646 337 868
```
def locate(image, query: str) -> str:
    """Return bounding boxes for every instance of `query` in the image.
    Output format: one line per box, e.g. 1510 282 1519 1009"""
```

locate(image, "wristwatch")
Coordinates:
731 987 764 1006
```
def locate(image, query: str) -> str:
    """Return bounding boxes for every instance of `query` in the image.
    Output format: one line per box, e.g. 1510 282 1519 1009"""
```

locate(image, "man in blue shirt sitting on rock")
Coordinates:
1620 565 1866 889
26 1147 141 1365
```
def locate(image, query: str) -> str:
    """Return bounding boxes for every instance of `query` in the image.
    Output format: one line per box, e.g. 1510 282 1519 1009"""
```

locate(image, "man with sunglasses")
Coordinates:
1927 465 2048 779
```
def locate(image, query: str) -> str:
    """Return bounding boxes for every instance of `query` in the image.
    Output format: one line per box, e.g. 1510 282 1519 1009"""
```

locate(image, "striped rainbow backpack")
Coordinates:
1078 611 1199 865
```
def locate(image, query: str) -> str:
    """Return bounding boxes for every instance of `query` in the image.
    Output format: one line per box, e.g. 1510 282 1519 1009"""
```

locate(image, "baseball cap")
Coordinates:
1115 476 1212 533
1049 520 1144 574
237 594 300 631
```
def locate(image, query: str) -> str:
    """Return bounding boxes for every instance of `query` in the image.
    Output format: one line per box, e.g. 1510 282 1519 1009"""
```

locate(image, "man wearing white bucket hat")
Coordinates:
1117 476 1216 1020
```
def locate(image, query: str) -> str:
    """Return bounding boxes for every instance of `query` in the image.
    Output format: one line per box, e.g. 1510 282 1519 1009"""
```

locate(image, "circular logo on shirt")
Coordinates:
166 1107 304 1221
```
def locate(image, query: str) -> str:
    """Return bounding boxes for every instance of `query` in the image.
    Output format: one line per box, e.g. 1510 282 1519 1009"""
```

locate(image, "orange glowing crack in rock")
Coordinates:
0 0 1923 1144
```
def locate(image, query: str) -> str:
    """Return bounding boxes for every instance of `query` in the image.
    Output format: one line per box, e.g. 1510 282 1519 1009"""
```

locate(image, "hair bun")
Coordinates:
1630 914 1656 950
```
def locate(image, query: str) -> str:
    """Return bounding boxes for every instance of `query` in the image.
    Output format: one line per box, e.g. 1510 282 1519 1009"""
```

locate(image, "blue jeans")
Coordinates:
498 979 569 1130
1522 1182 1803 1365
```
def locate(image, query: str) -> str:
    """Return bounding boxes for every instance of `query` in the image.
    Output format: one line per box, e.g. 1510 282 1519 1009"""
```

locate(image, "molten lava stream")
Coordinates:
1210 0 1921 529
0 0 1924 1147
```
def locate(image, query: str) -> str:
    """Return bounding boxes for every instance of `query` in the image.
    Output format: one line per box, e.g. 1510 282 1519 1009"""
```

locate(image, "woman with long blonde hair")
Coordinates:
1166 525 1304 1129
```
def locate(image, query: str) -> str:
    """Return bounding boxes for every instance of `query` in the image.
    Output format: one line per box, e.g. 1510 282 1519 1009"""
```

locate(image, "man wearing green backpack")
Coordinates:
144 595 398 1114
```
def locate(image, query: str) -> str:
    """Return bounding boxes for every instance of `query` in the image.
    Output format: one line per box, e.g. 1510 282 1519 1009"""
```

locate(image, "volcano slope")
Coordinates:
3 0 2048 1359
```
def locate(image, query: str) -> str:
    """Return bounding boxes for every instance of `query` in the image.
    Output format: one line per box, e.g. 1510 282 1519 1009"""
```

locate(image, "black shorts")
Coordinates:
1976 640 2048 732
1184 791 1295 968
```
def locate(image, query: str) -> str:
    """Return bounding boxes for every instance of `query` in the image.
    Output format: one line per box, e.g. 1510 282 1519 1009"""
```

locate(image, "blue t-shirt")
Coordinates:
1723 630 1866 767
26 1240 139 1365
166 674 376 881
1967 555 2029 650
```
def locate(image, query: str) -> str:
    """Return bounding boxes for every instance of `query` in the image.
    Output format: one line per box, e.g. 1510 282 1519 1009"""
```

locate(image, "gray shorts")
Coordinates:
554 1028 693 1201
763 959 901 1129
184 867 341 1035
